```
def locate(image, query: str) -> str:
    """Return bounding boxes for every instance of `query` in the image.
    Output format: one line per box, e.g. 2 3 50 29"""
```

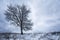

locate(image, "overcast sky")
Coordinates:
0 0 60 33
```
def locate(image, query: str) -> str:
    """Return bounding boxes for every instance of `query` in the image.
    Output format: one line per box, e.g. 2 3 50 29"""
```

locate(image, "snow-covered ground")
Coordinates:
0 33 60 40
16 33 60 40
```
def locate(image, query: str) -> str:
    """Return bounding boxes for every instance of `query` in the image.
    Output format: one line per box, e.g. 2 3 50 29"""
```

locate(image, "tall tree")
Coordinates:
4 4 33 35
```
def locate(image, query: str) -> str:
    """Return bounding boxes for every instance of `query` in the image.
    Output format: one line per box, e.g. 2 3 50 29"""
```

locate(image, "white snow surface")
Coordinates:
1 33 60 40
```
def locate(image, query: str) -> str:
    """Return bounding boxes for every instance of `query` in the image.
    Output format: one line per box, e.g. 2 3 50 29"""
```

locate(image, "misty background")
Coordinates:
0 0 60 33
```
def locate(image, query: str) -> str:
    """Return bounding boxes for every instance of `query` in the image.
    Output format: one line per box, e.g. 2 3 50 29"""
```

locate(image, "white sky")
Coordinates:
0 0 60 33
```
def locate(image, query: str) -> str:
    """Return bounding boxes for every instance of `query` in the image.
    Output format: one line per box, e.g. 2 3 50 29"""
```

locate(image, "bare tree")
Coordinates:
4 4 33 35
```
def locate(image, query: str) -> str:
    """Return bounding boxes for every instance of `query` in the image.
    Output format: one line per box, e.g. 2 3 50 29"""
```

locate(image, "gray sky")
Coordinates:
0 0 60 33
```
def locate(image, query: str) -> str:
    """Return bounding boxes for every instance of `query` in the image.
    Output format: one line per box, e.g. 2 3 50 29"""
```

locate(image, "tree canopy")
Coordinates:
5 4 33 35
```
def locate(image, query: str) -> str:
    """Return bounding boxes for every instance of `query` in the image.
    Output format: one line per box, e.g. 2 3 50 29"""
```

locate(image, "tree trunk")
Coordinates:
20 21 23 35
21 26 23 35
